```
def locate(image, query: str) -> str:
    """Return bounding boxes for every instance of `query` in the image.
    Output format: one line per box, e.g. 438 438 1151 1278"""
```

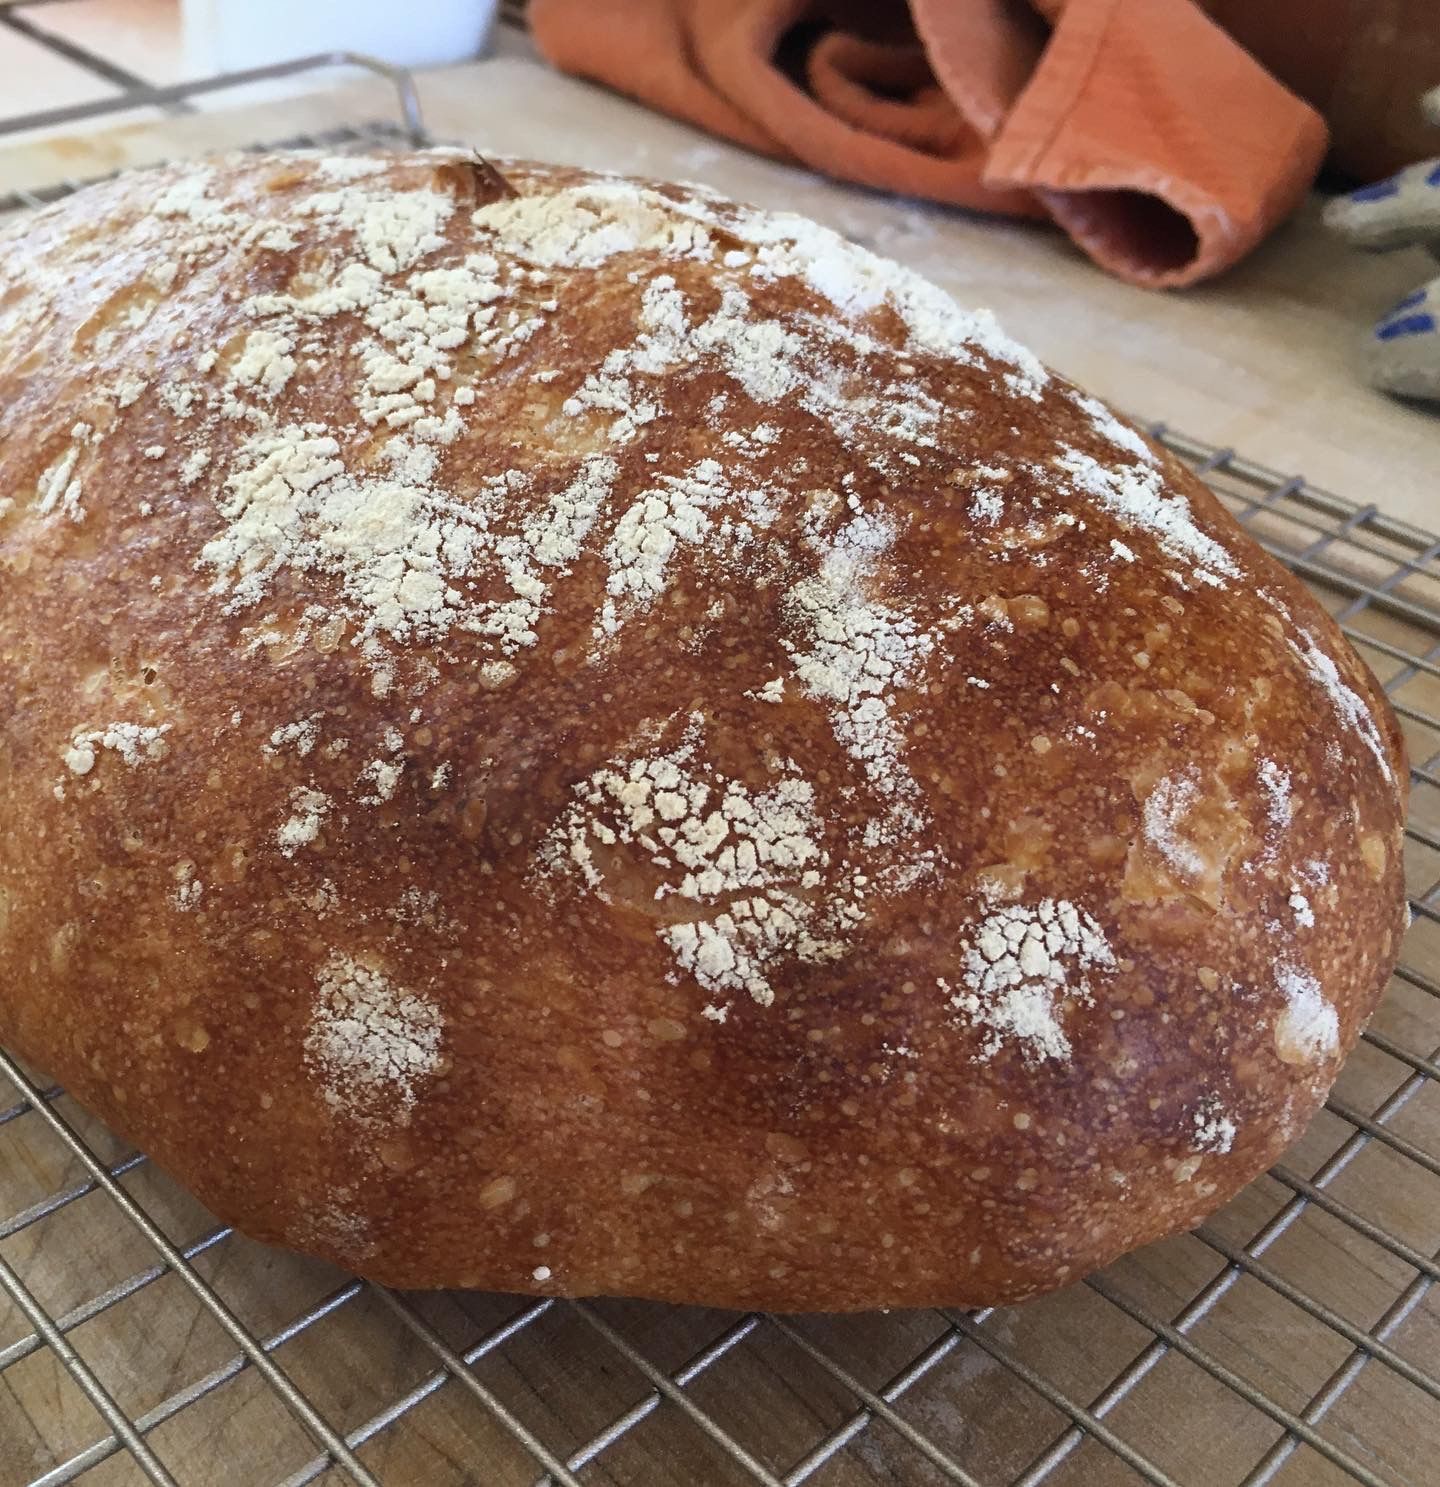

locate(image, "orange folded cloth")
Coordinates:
529 0 1328 288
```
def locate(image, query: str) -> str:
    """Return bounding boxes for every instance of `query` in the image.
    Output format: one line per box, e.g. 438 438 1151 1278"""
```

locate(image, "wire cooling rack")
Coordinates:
2 59 1439 1487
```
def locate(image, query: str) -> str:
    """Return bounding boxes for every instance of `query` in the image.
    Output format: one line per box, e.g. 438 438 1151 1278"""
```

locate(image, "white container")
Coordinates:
184 0 499 75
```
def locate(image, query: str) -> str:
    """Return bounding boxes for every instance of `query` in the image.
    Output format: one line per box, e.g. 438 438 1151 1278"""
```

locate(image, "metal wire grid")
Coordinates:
0 90 1436 1487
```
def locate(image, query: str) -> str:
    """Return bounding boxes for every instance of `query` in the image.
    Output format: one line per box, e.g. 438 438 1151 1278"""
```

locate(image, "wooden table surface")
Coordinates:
1 42 1437 1487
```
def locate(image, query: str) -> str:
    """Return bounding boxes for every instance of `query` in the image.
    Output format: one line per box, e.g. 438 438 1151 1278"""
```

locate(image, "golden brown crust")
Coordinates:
0 152 1408 1309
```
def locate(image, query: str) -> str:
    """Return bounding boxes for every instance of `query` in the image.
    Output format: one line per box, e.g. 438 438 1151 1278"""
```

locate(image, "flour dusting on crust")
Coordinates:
1288 633 1393 782
304 954 443 1124
1141 772 1204 879
945 898 1115 1063
1273 962 1339 1064
541 716 861 1009
276 787 330 856
1191 1097 1237 1155
1051 446 1237 586
782 510 933 843
1257 760 1291 832
63 723 171 776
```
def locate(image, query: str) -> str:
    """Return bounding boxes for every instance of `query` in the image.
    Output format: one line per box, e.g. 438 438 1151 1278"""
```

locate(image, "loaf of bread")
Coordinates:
0 152 1407 1310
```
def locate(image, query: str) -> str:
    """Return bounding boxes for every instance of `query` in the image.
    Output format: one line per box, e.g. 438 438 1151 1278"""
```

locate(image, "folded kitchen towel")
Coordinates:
529 0 1328 288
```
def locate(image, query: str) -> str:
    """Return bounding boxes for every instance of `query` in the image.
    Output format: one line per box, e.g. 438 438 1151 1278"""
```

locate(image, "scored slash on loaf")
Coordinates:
0 150 1408 1310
